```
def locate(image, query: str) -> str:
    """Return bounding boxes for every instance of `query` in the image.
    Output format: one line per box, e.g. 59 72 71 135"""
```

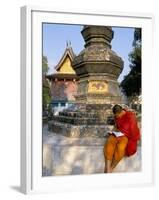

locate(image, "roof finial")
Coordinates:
69 40 71 47
66 40 69 48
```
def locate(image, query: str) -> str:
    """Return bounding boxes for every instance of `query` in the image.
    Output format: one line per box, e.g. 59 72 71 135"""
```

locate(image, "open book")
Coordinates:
111 131 124 137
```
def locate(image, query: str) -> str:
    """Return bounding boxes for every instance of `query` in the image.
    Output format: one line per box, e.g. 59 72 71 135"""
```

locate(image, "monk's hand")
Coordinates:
107 131 113 136
112 127 119 132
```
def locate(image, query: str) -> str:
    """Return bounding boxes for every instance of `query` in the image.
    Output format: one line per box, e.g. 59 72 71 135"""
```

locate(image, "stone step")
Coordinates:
48 121 111 137
59 111 99 118
52 116 107 125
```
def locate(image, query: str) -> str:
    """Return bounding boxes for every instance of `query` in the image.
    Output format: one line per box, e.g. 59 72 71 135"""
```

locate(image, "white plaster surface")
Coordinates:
43 125 141 176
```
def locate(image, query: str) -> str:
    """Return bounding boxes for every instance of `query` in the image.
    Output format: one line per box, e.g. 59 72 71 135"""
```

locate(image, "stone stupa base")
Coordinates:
48 103 116 137
48 121 113 137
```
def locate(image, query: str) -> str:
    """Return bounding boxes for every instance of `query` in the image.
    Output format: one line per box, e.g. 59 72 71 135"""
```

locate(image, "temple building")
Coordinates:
46 43 79 114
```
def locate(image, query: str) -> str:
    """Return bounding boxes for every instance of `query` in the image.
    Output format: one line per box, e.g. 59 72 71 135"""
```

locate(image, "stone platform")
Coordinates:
43 125 141 176
48 121 111 137
48 104 115 137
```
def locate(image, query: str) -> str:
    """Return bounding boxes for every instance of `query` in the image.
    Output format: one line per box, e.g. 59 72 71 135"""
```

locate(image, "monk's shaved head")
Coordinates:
112 104 123 114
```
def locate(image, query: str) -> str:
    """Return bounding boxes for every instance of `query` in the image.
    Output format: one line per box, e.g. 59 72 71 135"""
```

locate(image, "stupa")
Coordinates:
48 25 124 137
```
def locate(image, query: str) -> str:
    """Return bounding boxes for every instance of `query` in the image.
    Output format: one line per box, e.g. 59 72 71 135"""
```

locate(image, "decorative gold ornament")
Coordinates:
88 81 108 94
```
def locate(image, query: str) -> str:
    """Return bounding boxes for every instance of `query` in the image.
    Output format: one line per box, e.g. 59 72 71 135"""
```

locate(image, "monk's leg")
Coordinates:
103 135 117 173
111 136 128 170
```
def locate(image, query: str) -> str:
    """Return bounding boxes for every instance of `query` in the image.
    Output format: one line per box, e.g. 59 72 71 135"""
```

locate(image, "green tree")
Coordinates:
120 28 141 98
42 55 51 113
42 55 49 74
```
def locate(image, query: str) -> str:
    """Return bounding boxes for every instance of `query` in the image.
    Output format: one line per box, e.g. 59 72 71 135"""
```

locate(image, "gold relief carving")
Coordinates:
88 81 108 93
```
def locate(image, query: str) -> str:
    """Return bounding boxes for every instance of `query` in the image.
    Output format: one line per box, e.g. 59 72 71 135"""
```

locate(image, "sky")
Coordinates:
43 23 134 82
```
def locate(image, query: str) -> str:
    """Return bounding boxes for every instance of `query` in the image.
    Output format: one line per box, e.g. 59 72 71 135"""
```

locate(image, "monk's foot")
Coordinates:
109 167 113 173
104 168 107 173
104 167 113 173
108 168 113 173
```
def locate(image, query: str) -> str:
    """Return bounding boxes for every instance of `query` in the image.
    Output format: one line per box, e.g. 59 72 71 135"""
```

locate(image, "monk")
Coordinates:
103 104 140 173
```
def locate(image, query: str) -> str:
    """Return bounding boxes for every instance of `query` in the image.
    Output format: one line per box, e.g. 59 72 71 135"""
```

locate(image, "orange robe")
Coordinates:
115 111 140 156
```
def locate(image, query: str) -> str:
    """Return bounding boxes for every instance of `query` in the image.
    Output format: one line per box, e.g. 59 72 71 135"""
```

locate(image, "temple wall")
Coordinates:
51 80 78 101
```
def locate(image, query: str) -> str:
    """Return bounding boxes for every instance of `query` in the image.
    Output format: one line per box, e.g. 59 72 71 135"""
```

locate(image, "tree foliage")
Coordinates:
42 55 51 112
42 55 49 75
120 28 141 97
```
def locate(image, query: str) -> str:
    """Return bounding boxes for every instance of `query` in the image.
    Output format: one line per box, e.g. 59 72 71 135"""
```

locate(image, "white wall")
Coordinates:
0 0 159 199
